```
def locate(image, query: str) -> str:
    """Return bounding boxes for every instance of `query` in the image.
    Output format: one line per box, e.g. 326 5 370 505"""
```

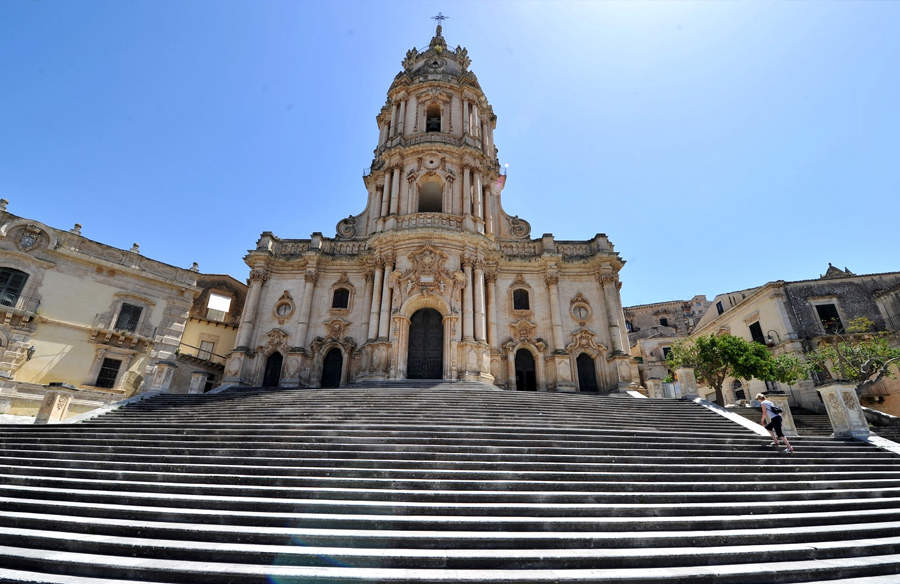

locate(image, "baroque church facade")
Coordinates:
222 26 636 393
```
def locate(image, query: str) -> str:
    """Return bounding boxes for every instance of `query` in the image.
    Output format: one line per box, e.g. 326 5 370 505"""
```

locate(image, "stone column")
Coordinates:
483 186 493 235
463 100 470 134
600 273 625 354
462 166 472 216
378 255 394 339
473 262 487 342
368 260 384 341
235 267 267 349
462 258 474 340
389 167 401 215
34 390 74 424
449 174 459 216
485 270 498 347
546 273 565 352
295 270 318 348
380 174 391 218
481 120 488 152
397 99 406 135
188 371 209 395
360 270 375 341
378 122 387 146
389 102 398 136
474 171 484 220
817 383 869 438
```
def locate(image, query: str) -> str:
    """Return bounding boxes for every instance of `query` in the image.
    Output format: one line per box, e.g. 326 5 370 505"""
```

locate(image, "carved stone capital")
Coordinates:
249 267 269 284
484 271 498 284
545 275 559 287
364 271 375 284
303 271 319 285
599 273 616 285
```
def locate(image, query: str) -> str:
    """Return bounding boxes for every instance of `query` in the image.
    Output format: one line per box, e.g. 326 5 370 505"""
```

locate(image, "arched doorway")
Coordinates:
515 349 536 391
576 353 599 393
262 352 283 387
407 308 443 379
320 348 343 388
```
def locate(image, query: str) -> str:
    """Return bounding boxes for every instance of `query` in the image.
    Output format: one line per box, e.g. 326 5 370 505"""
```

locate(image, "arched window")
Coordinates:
513 289 530 311
332 288 350 309
0 268 28 307
732 379 745 401
426 104 441 133
418 181 443 213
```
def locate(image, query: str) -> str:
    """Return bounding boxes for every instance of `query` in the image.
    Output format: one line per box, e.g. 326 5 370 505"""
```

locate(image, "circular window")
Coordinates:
571 303 591 322
275 302 293 317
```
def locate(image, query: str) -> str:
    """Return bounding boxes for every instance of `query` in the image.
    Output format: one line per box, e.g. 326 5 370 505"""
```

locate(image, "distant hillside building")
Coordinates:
624 295 711 389
222 25 636 393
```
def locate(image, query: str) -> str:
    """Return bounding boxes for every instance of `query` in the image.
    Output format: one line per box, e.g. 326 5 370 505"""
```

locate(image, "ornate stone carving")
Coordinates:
249 267 269 284
392 245 466 304
303 270 319 284
566 328 605 356
15 224 45 253
333 273 354 290
336 216 357 238
484 271 498 285
570 293 592 324
262 329 290 355
545 274 559 287
599 273 616 285
402 47 418 69
324 318 350 341
511 319 538 343
511 273 531 290
509 216 531 239
456 46 470 70
841 390 858 411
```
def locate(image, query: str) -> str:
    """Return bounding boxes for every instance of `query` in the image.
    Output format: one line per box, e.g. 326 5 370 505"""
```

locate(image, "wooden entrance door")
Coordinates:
262 352 283 387
407 308 443 379
320 348 343 388
515 349 537 391
576 353 599 393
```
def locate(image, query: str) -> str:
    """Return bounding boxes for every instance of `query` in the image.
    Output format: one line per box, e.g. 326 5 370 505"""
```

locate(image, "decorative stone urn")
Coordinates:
816 382 869 438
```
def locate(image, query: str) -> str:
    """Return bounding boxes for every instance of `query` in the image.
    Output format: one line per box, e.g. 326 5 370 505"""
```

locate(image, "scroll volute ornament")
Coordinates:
393 244 464 303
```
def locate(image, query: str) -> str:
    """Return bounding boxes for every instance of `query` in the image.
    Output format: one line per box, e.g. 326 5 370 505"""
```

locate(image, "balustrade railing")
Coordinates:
397 213 463 230
500 242 541 257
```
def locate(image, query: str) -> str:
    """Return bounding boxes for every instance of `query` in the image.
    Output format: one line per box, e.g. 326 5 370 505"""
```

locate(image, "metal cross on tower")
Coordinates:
431 12 448 32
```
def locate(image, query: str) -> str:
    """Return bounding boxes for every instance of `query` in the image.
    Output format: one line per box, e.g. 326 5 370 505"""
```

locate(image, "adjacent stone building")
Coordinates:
0 199 201 416
690 265 900 414
222 26 636 393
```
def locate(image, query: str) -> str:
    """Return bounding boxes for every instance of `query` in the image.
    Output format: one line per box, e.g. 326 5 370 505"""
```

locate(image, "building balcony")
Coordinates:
90 312 156 349
0 295 39 327
176 342 226 370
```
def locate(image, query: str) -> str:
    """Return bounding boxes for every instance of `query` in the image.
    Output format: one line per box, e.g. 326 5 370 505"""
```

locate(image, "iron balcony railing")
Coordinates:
0 294 40 314
177 342 227 366
886 313 900 332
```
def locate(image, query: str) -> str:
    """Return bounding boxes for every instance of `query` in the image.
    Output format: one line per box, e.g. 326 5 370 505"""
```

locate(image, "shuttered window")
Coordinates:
114 303 142 333
0 268 28 307
95 358 122 388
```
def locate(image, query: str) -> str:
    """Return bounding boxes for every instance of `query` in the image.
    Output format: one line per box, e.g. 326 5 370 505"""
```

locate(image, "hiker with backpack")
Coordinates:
756 393 794 453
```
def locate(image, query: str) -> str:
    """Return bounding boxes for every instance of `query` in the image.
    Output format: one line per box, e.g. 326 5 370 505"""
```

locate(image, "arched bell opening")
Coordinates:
407 308 443 379
514 349 537 391
425 103 441 133
261 352 284 387
418 181 443 213
320 347 343 388
576 352 599 393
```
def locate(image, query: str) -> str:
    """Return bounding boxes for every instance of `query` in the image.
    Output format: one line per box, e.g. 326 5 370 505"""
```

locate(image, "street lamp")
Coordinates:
26 346 36 361
766 330 781 347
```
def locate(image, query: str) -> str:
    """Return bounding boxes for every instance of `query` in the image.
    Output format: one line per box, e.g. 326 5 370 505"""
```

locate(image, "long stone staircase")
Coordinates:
1 382 899 583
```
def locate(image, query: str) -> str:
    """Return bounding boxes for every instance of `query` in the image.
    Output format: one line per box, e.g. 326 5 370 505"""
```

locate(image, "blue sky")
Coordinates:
1 1 898 307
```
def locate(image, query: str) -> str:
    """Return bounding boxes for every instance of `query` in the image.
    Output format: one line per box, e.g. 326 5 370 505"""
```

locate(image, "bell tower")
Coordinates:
343 22 505 239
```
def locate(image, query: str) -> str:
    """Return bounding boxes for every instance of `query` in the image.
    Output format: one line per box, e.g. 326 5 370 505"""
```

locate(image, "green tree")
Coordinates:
806 317 900 394
666 334 803 404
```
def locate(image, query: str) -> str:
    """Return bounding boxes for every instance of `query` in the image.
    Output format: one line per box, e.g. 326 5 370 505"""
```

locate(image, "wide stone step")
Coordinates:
1 385 897 583
2 544 900 583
